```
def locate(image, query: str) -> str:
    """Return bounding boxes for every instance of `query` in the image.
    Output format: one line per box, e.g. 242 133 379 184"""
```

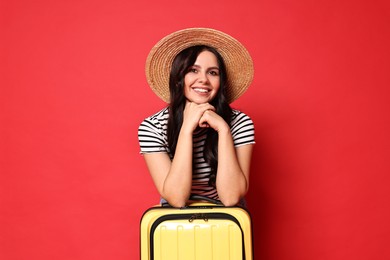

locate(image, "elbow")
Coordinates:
162 195 188 208
219 196 241 207
167 200 187 208
218 182 248 207
222 200 239 207
161 185 190 208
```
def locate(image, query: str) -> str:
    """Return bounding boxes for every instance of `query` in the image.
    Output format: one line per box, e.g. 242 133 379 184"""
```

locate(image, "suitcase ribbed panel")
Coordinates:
140 204 253 260
154 219 243 260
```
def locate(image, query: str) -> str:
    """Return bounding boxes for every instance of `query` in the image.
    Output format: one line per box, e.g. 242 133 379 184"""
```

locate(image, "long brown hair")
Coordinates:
167 45 232 181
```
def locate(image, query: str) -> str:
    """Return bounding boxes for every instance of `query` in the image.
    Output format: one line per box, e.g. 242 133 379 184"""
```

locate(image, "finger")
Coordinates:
198 113 209 127
199 118 210 128
201 103 216 112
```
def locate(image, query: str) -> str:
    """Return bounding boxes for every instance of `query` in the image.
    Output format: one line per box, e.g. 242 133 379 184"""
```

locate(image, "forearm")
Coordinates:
162 129 193 207
216 129 248 206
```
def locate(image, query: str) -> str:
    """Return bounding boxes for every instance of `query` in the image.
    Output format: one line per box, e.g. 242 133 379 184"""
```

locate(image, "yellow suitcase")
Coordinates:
140 197 253 260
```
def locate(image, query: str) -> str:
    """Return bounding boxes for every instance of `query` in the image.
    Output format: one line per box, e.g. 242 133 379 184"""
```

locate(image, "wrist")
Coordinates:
180 124 195 136
217 123 230 135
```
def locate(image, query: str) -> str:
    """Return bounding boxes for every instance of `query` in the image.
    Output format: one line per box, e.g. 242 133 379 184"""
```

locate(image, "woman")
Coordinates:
138 28 255 207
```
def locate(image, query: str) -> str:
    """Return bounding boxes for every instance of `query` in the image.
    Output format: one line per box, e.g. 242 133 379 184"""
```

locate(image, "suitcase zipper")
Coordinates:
149 212 246 259
188 213 208 222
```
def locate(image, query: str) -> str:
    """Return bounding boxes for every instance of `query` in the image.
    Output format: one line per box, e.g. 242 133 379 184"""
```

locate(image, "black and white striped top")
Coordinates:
138 107 255 200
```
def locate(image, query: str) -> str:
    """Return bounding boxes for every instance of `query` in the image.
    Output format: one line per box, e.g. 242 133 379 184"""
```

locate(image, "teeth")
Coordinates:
194 88 209 93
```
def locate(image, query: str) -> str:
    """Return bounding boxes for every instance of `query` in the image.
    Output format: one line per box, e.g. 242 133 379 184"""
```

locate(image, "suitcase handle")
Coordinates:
188 195 222 205
161 195 222 207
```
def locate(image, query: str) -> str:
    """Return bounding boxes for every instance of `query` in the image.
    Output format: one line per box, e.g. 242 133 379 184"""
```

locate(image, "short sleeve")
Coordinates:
138 117 169 154
230 110 255 147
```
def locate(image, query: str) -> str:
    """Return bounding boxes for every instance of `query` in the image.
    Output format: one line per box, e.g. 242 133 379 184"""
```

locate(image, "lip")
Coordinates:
192 86 211 94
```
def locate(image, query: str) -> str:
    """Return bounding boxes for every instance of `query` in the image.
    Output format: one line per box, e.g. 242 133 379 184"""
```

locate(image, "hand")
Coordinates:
182 101 215 133
199 109 229 133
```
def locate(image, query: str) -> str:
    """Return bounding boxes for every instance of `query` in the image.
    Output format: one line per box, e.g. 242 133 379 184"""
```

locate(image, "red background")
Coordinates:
1 0 390 259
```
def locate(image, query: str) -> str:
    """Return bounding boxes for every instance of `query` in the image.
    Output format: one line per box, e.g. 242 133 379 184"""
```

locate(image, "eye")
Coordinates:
188 67 198 73
209 70 219 76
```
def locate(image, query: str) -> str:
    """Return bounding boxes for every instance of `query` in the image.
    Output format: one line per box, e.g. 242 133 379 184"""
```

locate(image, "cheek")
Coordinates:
213 78 221 90
183 77 191 97
183 74 192 88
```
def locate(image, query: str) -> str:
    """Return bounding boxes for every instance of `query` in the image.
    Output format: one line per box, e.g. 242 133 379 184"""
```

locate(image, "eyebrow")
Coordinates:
192 64 220 70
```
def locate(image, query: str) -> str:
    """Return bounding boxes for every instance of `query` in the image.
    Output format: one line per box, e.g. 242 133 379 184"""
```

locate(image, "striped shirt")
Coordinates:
138 107 255 200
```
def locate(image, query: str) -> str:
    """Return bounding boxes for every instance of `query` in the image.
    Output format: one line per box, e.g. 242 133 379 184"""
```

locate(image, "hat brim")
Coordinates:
145 28 254 103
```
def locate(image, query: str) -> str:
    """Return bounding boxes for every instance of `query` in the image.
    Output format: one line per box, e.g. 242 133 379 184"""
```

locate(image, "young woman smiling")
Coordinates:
138 28 255 208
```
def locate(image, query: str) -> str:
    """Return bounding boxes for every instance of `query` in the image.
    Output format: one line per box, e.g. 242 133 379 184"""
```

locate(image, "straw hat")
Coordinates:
145 28 254 103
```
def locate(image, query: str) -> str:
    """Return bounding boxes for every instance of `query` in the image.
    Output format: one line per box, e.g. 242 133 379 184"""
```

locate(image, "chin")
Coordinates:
188 95 215 104
192 99 211 104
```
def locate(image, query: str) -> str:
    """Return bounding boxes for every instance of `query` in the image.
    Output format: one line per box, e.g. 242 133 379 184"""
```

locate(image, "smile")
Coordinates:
193 88 210 93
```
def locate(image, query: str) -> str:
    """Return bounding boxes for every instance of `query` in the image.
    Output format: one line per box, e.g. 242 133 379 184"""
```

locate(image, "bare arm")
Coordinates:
216 129 253 206
200 110 254 206
143 102 216 207
143 129 193 207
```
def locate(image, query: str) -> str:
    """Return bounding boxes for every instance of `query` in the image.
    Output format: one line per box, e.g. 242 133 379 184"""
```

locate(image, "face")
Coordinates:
183 50 221 104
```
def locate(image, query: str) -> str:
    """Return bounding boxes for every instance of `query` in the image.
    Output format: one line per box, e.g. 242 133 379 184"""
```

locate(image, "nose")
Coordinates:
197 72 209 84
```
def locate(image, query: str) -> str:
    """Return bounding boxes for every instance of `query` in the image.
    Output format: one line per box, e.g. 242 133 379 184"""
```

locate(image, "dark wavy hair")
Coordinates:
167 45 232 185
